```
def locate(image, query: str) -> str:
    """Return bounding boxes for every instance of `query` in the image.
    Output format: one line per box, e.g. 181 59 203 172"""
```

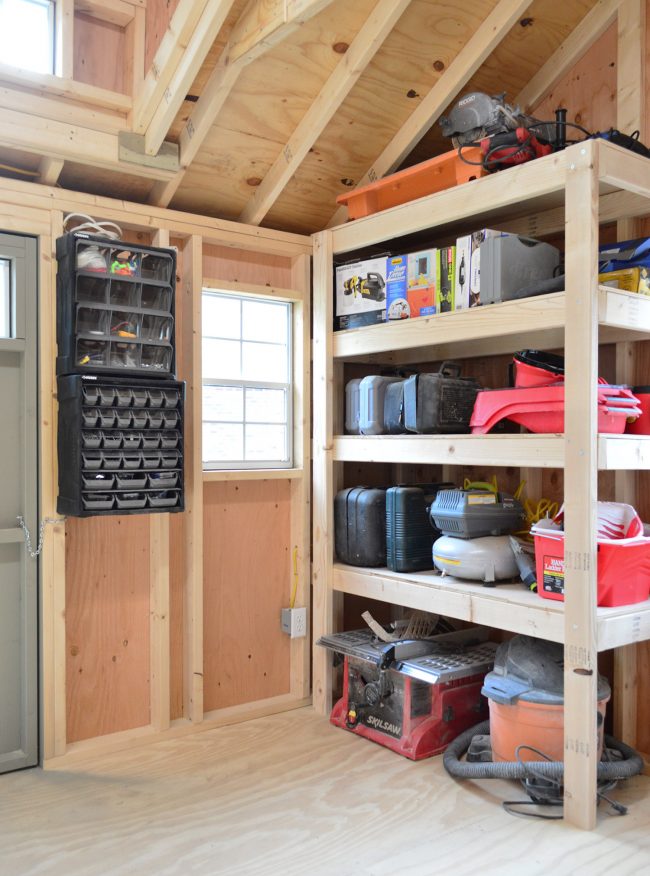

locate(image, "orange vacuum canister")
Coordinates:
481 636 611 762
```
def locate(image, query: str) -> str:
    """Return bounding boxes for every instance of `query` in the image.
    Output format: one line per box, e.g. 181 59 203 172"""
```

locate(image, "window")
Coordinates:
0 0 55 75
202 290 292 469
0 258 12 338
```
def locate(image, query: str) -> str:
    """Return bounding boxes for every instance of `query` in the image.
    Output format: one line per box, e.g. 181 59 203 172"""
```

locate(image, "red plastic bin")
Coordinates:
534 529 650 607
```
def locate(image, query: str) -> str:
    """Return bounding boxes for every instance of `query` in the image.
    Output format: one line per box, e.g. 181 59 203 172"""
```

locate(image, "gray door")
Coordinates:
0 233 38 772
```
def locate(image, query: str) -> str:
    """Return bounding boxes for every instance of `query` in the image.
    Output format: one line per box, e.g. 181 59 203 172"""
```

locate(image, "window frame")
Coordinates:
0 0 56 76
201 288 294 471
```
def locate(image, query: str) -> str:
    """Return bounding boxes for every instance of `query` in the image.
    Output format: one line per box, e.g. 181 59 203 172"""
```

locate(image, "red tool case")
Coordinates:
318 627 497 760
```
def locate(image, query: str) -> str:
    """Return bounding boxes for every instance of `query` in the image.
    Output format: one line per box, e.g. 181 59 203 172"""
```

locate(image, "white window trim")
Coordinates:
201 289 293 471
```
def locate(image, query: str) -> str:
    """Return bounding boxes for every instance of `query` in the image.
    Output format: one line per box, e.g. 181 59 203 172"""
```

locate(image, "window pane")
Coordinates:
243 299 288 344
0 259 10 339
203 294 240 340
242 341 287 383
203 385 243 422
203 422 243 461
245 388 286 424
0 0 53 74
203 338 240 380
245 425 287 461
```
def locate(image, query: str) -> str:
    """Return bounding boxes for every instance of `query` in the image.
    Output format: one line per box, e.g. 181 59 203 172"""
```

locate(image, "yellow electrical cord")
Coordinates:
289 545 299 609
0 163 39 178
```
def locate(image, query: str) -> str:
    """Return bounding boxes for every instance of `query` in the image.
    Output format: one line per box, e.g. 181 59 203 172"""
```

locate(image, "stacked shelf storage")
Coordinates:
312 139 650 829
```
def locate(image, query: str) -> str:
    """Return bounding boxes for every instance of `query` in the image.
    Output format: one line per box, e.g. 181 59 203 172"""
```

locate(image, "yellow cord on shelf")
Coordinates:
289 545 299 609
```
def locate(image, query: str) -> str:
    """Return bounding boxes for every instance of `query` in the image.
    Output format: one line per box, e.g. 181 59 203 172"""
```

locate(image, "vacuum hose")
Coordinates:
443 721 644 780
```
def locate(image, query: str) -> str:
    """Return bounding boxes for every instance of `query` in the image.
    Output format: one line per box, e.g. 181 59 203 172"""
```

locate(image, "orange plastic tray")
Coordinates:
336 147 486 220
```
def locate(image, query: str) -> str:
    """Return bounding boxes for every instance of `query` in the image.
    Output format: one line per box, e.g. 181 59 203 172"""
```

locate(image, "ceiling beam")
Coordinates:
38 157 65 187
132 0 211 135
149 0 336 207
0 63 131 112
144 0 238 157
238 0 412 226
326 0 532 228
516 0 622 112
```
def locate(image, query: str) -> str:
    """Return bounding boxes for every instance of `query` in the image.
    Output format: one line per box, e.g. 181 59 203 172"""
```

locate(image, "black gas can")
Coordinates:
334 486 386 566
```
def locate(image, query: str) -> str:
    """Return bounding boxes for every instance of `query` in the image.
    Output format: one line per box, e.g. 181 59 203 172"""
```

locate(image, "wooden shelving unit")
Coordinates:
312 138 650 830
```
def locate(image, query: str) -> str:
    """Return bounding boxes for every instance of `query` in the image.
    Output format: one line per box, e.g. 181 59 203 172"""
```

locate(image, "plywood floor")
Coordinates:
1 708 650 876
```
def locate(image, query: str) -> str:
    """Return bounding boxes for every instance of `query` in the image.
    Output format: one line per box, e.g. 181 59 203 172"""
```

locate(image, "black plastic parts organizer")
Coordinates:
56 232 176 378
57 374 185 517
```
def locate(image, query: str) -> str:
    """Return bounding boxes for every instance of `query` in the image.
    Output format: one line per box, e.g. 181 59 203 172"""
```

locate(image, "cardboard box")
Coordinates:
435 247 455 312
455 229 507 308
335 256 388 330
599 268 644 294
386 251 436 320
385 255 410 321
599 238 650 295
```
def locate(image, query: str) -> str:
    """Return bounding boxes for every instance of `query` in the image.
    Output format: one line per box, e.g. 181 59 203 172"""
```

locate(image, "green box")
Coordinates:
436 247 455 313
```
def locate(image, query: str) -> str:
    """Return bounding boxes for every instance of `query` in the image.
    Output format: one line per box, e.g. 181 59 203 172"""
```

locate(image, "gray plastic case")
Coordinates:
345 378 362 434
359 375 403 435
479 235 560 304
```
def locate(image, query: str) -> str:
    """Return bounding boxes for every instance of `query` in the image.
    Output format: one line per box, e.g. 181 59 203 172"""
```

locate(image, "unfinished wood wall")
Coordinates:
145 0 181 74
73 13 126 94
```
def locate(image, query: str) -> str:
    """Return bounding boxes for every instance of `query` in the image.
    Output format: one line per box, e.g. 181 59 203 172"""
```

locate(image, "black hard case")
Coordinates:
56 232 177 379
57 374 185 517
334 487 386 566
383 379 408 434
386 483 453 572
403 362 479 434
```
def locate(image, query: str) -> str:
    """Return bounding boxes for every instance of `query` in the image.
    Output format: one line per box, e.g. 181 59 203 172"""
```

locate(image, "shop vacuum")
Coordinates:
443 636 644 818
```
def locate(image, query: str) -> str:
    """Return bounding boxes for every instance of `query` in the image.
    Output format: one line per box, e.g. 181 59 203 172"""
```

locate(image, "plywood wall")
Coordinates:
74 13 126 94
145 0 181 74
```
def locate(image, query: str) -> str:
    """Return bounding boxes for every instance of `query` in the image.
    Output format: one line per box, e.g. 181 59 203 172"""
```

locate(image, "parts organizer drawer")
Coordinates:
56 232 176 378
57 374 185 517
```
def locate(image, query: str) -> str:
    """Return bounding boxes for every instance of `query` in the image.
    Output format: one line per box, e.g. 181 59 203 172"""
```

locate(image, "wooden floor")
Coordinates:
1 709 650 875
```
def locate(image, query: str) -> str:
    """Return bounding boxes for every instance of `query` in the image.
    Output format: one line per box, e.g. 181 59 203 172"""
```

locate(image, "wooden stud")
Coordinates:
563 139 599 831
516 0 622 112
0 63 130 112
144 0 238 157
55 0 74 80
75 0 136 28
126 5 146 106
182 235 204 723
326 0 532 228
38 158 64 187
238 0 411 226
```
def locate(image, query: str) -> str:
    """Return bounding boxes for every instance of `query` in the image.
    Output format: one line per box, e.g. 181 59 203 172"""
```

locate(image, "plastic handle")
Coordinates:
438 360 462 379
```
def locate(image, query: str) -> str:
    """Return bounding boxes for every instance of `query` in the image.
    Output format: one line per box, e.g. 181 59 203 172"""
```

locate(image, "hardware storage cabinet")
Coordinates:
312 139 650 830
56 232 177 378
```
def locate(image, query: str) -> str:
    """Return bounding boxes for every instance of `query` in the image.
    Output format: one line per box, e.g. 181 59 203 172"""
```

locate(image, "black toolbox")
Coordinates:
386 483 454 572
403 362 479 433
57 374 185 516
334 487 386 566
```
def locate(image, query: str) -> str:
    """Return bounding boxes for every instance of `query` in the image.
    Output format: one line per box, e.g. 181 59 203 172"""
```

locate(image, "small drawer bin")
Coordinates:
110 342 140 369
141 315 173 342
101 452 122 470
121 452 142 470
140 284 171 311
82 431 101 449
77 307 109 337
76 275 108 305
162 410 179 429
82 493 114 511
116 410 132 428
148 490 180 508
109 280 139 308
82 473 115 491
122 432 142 450
76 242 109 274
115 472 147 490
140 253 172 283
99 410 116 429
148 471 178 489
160 431 180 449
82 408 99 428
142 431 161 449
162 389 179 408
115 492 147 510
82 385 101 405
101 430 123 449
131 388 148 408
147 410 164 429
110 311 140 339
115 387 133 406
147 388 164 408
161 451 181 468
77 338 108 367
141 345 172 373
142 453 161 469
110 247 139 278
131 411 148 429
98 386 116 406
81 451 102 470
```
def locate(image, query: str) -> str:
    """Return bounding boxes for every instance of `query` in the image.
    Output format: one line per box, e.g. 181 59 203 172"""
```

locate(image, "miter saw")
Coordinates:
439 92 565 171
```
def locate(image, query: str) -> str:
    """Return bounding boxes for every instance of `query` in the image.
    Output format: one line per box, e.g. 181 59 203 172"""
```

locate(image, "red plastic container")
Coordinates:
534 529 650 606
513 350 565 388
626 386 650 435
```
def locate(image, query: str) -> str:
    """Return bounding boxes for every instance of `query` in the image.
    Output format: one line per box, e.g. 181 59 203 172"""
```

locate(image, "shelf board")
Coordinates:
332 288 650 362
333 434 650 469
332 564 650 651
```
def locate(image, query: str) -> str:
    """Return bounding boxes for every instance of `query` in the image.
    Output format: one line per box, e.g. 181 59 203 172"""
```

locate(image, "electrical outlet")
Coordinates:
281 607 307 638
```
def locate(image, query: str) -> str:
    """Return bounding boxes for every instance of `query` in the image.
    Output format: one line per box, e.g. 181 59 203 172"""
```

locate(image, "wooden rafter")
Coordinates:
37 157 64 187
325 0 532 228
149 0 337 208
238 0 412 227
144 0 238 157
516 0 623 112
